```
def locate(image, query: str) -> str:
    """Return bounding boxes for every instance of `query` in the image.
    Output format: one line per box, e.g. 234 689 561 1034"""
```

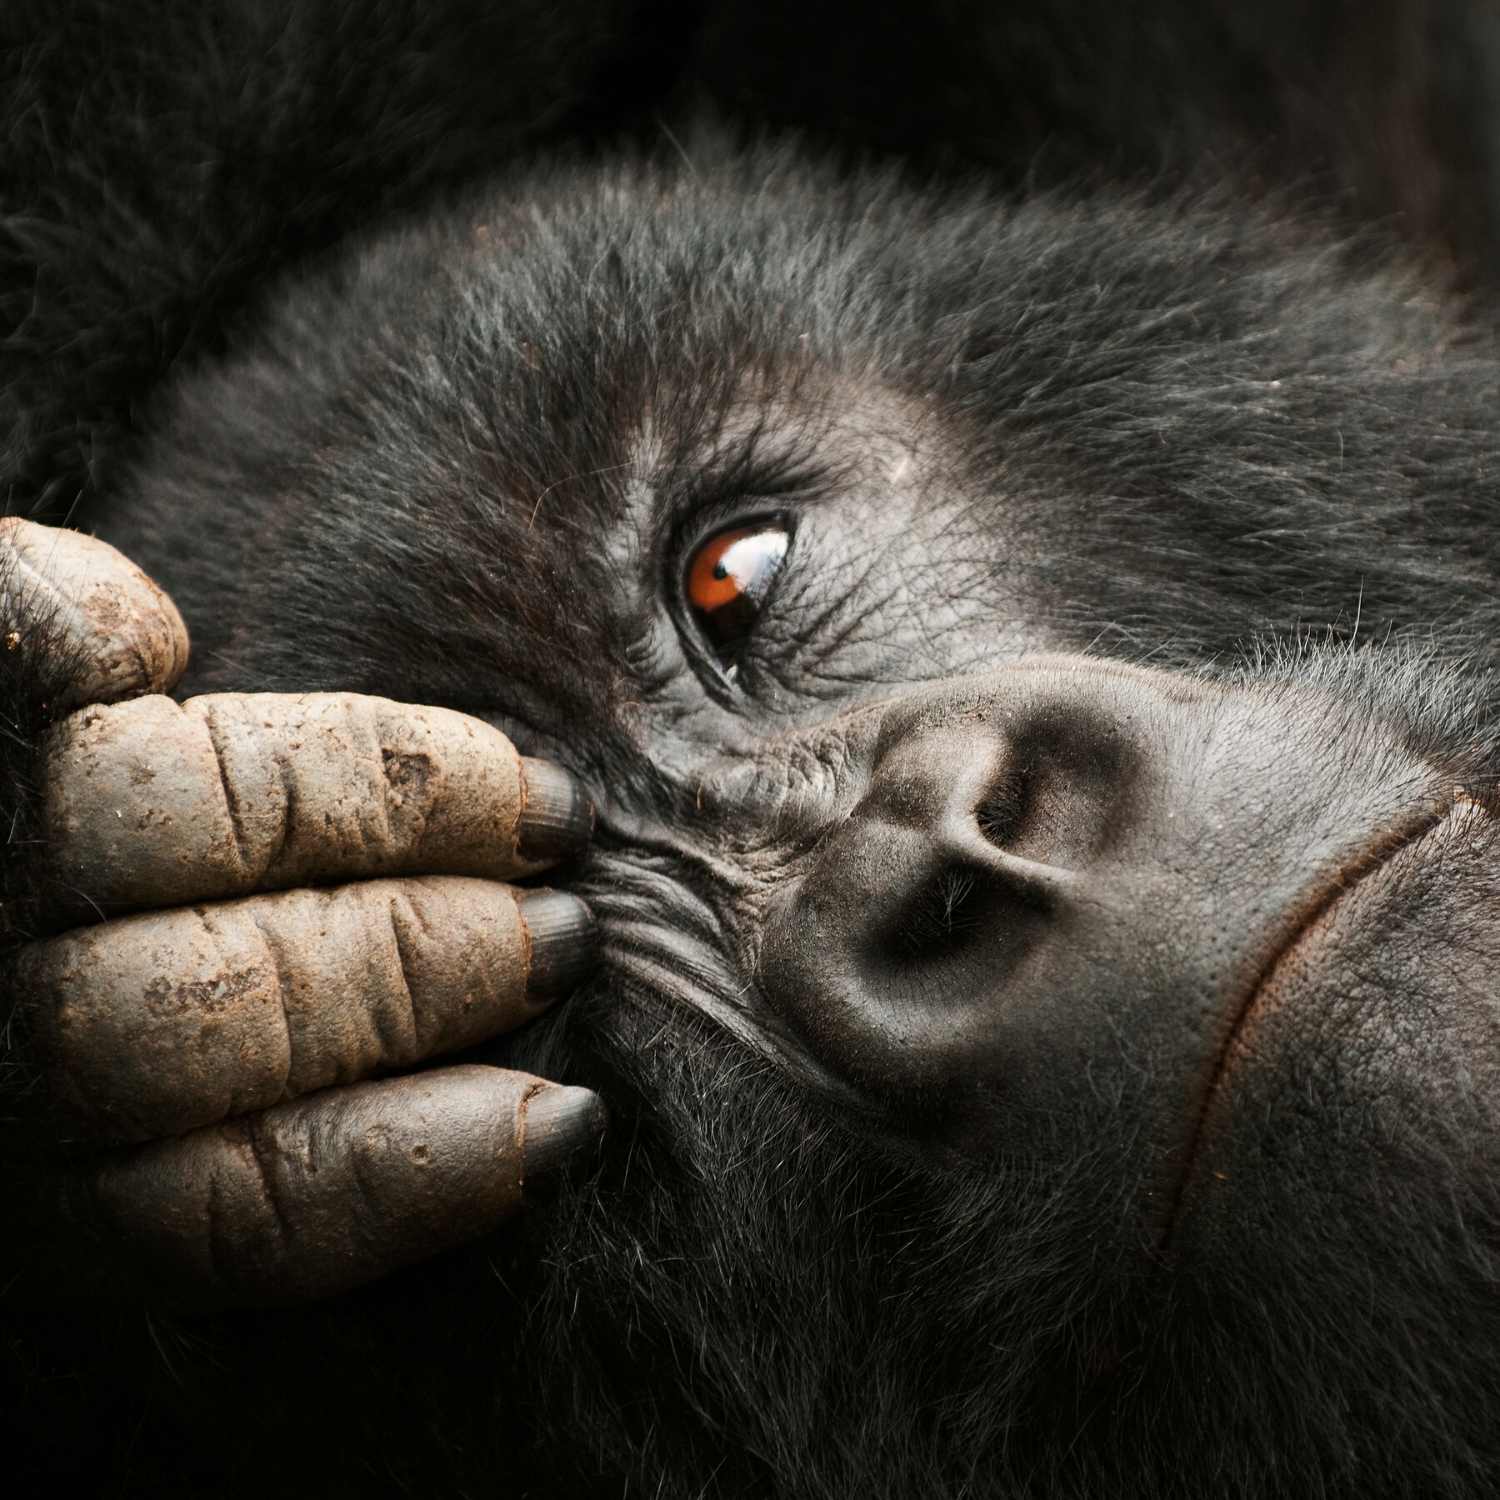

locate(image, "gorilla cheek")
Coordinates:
757 656 1480 1229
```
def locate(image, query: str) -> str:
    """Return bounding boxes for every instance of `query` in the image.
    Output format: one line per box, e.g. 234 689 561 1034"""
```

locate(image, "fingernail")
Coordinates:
517 758 594 862
517 888 598 1004
522 1084 607 1183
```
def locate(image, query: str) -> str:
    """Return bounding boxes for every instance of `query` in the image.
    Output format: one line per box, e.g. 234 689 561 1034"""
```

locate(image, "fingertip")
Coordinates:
516 757 594 862
521 1083 607 1184
517 888 599 1005
1 518 190 706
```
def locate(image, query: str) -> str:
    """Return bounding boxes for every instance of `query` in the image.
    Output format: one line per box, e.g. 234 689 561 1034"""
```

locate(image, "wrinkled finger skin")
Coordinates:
5 520 607 1305
0 518 189 708
43 691 591 914
23 878 593 1144
58 1066 605 1304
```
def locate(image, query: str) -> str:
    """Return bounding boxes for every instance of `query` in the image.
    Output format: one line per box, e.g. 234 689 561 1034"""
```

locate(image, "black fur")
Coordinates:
9 4 1500 1497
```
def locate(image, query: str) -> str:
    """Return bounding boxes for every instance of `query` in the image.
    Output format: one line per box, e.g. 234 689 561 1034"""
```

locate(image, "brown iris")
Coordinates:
684 521 790 663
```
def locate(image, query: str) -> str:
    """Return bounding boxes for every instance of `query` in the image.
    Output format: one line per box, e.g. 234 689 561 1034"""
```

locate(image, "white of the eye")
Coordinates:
717 531 788 603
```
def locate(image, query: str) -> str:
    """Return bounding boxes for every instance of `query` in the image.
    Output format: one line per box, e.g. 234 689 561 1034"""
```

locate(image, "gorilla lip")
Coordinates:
1162 790 1472 1247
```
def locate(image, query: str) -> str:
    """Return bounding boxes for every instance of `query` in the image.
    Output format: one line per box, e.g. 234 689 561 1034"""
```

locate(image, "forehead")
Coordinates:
418 216 950 553
123 156 1488 740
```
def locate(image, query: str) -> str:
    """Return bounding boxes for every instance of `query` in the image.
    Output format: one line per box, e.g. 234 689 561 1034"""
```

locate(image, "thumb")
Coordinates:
0 519 190 710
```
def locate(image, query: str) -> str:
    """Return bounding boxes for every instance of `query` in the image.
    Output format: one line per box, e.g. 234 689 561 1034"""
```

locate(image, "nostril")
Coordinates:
887 866 987 964
878 850 1063 975
975 761 1035 851
971 733 1118 867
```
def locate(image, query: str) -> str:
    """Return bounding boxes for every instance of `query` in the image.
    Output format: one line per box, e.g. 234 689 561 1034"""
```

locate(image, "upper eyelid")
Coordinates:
656 441 831 539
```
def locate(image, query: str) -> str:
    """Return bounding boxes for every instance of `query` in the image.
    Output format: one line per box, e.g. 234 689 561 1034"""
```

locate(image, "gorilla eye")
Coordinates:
684 519 791 670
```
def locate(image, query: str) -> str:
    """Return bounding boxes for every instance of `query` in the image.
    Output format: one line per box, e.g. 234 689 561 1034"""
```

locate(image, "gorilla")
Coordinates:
7 2 1500 1497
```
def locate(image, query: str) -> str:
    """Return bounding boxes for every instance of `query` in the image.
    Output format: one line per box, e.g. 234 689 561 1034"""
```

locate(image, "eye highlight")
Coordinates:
684 519 791 669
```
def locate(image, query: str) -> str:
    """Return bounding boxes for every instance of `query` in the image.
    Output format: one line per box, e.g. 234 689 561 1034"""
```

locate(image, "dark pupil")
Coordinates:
700 592 762 661
713 562 729 580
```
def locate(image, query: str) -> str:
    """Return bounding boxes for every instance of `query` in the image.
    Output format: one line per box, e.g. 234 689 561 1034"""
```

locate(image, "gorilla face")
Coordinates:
111 147 1500 1494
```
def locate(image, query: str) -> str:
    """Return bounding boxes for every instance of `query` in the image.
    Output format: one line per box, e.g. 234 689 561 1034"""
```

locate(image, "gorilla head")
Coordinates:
106 144 1500 1496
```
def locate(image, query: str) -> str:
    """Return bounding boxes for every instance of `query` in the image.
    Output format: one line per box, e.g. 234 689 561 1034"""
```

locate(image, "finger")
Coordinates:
42 691 591 913
62 1066 606 1304
22 877 596 1144
0 518 189 708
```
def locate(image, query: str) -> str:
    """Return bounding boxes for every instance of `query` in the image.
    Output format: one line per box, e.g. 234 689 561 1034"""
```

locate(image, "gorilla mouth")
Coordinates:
1167 788 1489 1242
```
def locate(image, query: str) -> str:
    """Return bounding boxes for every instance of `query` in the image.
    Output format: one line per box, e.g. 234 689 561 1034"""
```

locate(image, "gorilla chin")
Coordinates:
510 650 1500 1500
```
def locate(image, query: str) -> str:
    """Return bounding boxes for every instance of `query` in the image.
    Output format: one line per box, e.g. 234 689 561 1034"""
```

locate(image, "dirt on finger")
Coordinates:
0 518 189 708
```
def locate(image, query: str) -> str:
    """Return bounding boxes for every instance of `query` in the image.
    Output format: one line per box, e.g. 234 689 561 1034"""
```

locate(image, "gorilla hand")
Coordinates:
2 520 602 1304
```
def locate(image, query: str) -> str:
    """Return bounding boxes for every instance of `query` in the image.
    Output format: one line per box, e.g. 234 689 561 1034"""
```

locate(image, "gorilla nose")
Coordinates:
761 682 1139 1102
789 718 1113 1035
758 657 1449 1148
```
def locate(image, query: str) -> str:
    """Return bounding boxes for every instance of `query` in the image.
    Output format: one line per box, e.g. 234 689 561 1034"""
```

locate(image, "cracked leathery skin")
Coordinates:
0 518 189 710
41 691 568 913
